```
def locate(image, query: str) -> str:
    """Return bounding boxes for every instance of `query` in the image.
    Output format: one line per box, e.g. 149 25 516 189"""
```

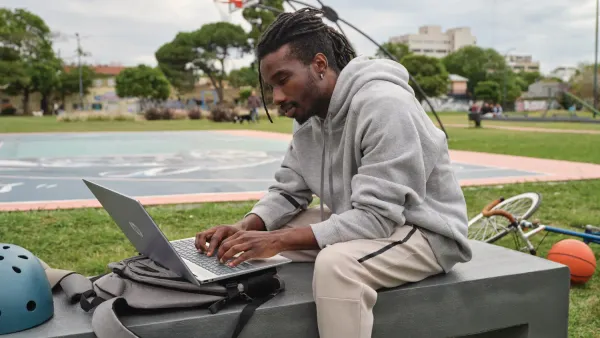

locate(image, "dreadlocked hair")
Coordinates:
255 8 357 123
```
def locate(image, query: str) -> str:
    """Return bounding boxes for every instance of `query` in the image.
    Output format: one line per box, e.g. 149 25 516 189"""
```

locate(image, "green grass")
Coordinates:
0 180 599 337
0 115 295 134
433 112 600 131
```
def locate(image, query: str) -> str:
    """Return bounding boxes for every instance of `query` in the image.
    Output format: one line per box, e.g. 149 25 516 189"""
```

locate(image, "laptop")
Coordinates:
82 179 291 285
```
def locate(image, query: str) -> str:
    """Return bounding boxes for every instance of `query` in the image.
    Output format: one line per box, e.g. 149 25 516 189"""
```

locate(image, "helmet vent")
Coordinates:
27 301 36 312
2 246 9 249
18 255 28 260
12 266 21 273
0 256 3 260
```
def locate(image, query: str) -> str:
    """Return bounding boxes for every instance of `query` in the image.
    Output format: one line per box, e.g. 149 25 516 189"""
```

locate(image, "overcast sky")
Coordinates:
3 0 597 75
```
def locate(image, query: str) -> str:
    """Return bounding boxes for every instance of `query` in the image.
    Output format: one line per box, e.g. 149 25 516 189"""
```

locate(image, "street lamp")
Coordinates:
503 48 516 111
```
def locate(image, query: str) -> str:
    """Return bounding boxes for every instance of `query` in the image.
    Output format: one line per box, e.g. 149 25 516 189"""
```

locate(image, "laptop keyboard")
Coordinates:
171 239 254 276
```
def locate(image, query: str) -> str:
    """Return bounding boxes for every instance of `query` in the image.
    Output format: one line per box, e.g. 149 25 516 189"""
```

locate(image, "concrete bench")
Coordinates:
6 240 570 338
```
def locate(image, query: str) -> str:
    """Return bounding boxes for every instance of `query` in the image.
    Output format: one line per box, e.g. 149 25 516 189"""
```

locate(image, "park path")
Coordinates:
445 124 600 135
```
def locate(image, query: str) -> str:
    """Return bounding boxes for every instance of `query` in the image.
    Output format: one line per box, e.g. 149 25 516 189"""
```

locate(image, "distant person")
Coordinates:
194 8 472 338
494 103 503 117
247 90 261 123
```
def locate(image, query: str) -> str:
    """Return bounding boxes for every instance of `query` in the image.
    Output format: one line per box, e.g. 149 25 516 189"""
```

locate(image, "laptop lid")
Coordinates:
82 179 200 285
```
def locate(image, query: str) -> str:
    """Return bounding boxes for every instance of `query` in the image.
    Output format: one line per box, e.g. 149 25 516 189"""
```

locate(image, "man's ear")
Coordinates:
312 53 329 75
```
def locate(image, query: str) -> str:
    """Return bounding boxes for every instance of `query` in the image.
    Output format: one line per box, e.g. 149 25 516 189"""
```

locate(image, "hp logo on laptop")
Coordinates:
129 221 143 237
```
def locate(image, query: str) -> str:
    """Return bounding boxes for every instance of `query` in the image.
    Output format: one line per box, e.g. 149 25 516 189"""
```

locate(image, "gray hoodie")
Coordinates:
248 55 472 272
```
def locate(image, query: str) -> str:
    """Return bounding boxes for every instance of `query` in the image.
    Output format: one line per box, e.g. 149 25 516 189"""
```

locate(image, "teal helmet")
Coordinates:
0 243 54 334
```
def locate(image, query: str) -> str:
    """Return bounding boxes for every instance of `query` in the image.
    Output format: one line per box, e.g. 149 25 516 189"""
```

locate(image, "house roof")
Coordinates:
63 65 126 76
449 74 469 82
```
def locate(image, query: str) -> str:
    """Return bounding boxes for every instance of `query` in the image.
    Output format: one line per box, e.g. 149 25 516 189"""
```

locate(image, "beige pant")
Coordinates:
279 207 444 338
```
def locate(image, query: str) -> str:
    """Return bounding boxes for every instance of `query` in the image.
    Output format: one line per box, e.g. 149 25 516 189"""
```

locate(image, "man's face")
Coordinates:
259 44 325 124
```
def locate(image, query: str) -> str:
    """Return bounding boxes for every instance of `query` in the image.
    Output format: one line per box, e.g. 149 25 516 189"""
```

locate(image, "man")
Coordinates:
195 8 472 338
246 90 261 123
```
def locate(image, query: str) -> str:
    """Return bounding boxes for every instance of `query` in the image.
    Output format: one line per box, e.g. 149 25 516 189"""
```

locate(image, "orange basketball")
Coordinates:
547 239 597 284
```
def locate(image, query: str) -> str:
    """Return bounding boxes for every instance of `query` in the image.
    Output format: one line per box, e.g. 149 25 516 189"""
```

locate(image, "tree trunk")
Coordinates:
206 73 222 102
218 58 226 103
41 94 50 115
22 88 30 115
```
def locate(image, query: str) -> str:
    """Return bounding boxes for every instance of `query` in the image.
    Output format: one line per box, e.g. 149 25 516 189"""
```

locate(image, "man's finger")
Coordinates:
217 232 243 259
195 230 213 253
227 249 254 268
208 230 226 256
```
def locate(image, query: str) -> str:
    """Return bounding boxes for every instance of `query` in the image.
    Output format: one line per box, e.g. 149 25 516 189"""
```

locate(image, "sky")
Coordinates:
3 0 598 75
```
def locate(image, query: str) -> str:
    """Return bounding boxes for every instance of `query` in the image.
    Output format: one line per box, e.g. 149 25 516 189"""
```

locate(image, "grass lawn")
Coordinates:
0 179 599 337
434 111 600 131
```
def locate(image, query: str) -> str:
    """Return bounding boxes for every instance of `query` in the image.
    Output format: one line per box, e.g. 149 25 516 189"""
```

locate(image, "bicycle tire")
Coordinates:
467 192 542 242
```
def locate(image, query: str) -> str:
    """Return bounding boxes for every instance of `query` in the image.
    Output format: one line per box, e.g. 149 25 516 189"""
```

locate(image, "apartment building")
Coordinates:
505 54 540 73
389 25 477 58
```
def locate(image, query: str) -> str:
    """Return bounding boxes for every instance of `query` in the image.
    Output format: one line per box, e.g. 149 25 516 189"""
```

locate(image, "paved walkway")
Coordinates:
446 124 600 135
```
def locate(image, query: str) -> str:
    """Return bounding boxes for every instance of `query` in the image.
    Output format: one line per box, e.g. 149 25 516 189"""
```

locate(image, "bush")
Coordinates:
171 109 189 120
56 111 136 122
86 113 114 122
113 113 136 121
239 88 253 103
188 108 202 120
160 108 174 120
210 102 237 122
144 108 161 120
1 106 17 116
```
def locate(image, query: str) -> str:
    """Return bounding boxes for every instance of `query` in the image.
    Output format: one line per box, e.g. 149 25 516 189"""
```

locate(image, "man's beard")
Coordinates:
296 73 324 123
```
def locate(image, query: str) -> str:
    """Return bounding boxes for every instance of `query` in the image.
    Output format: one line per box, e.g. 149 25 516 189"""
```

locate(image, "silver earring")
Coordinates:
320 73 324 80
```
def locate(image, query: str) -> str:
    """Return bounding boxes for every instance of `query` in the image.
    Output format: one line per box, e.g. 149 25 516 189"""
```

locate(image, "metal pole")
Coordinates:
594 0 599 116
76 33 83 110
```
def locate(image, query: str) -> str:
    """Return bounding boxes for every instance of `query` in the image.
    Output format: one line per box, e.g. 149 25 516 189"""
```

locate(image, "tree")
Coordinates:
115 65 171 108
474 81 501 103
486 69 524 106
0 8 57 114
155 40 197 95
518 71 542 87
400 54 449 102
156 22 250 101
242 0 284 51
56 64 95 108
228 66 259 88
442 46 507 97
376 42 411 62
31 57 61 114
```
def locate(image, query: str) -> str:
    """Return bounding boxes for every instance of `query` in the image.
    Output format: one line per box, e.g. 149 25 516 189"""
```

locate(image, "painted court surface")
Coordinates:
1 130 600 211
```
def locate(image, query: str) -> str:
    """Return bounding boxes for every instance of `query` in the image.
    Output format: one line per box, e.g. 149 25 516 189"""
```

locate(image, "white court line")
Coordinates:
0 141 4 150
0 174 274 183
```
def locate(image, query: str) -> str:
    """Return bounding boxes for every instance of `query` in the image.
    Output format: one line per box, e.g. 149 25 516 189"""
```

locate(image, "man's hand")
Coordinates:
194 214 266 256
195 225 240 257
217 227 320 267
217 231 284 267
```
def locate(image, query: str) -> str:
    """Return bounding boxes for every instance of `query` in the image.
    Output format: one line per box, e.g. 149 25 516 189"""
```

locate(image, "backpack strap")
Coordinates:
91 298 140 338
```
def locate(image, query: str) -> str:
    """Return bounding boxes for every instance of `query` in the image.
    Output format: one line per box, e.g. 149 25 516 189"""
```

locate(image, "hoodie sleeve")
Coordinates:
309 81 444 247
246 140 314 231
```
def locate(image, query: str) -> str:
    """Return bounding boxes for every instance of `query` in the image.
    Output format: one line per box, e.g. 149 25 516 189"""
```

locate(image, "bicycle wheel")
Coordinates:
468 192 542 242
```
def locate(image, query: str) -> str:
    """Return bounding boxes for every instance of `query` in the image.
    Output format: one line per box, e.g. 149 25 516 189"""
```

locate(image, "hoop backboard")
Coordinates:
213 0 258 21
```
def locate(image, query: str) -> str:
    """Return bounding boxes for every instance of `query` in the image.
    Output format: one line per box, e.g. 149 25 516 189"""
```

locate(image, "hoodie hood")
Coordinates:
326 55 416 127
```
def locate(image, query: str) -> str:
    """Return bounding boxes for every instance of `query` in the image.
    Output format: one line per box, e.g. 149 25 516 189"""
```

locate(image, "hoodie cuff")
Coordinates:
245 205 280 231
310 217 343 248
